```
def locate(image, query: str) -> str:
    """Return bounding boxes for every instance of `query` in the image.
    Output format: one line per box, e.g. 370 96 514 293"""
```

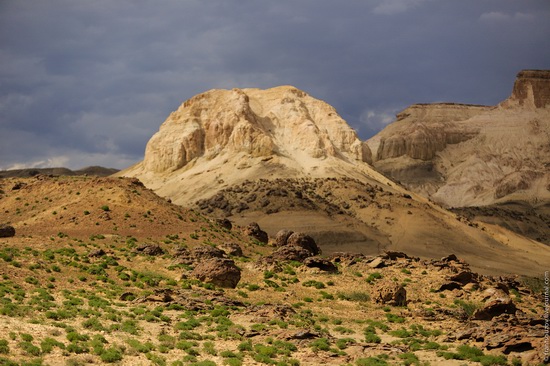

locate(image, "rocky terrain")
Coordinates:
117 83 550 277
367 70 550 209
0 175 548 365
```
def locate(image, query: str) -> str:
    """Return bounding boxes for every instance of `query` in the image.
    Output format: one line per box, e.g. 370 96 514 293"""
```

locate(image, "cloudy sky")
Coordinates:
1 0 549 170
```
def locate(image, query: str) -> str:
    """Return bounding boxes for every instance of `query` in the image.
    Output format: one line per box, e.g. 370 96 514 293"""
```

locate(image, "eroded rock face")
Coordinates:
504 69 550 109
191 258 241 288
367 70 550 207
141 86 371 174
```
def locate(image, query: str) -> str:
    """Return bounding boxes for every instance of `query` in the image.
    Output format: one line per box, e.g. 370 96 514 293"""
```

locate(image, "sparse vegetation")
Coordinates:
0 175 542 366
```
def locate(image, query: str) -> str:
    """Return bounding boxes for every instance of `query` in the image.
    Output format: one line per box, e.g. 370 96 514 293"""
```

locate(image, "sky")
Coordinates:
1 0 549 170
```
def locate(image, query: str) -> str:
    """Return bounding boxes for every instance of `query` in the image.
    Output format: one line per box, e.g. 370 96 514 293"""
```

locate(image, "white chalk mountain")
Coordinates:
119 86 385 205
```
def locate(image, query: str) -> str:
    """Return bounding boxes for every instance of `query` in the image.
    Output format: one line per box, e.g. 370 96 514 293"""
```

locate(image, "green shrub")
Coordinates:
365 272 382 284
454 299 480 317
302 280 325 289
356 357 389 366
100 347 123 363
238 340 253 352
40 337 65 353
336 337 355 350
398 352 419 366
310 338 330 351
20 333 34 342
19 341 41 356
338 291 370 302
0 340 9 354
364 327 381 344
385 313 405 323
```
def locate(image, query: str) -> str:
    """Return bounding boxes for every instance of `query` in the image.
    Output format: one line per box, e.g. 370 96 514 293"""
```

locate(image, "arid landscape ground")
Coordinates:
1 70 549 365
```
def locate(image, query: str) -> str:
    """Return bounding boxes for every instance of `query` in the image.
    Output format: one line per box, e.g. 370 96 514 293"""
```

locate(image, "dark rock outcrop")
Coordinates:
135 244 164 256
0 224 15 238
274 229 294 247
192 258 241 288
245 222 268 244
219 242 243 257
303 257 338 272
286 232 320 255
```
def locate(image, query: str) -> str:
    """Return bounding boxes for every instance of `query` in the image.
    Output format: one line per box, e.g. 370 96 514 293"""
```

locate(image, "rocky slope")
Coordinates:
116 86 550 276
367 70 550 208
0 176 547 365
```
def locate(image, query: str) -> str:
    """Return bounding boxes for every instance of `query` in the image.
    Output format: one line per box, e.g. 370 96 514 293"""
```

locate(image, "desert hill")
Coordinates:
0 175 219 239
366 70 550 208
116 85 550 277
117 86 382 205
0 175 547 365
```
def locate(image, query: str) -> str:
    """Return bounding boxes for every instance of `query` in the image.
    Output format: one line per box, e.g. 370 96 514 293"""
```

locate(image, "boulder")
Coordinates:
274 229 294 247
135 244 165 256
303 257 338 272
286 232 320 255
191 245 226 260
449 270 478 285
436 282 463 292
215 218 232 230
368 257 386 269
88 249 106 258
0 224 15 238
219 242 243 257
192 258 241 288
327 252 366 266
372 281 407 306
245 222 268 244
271 245 314 262
473 287 516 320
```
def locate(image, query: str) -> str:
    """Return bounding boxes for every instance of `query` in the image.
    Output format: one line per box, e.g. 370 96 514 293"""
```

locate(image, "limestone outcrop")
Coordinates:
118 86 380 205
367 70 550 207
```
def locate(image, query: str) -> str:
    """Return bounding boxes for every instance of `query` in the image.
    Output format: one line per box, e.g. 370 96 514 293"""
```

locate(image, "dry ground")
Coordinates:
0 176 547 365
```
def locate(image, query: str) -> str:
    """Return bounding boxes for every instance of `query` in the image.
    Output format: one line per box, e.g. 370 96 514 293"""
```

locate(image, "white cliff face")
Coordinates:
367 70 550 207
142 86 371 175
118 86 381 204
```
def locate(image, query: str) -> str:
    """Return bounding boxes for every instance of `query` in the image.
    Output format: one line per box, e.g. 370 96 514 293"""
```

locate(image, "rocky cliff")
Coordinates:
367 70 550 207
119 86 381 204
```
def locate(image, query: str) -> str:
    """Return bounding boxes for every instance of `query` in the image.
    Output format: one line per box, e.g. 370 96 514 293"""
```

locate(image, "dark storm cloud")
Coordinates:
1 0 549 169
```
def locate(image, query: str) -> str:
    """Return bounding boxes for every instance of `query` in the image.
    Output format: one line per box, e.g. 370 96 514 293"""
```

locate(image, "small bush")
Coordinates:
385 313 405 323
454 299 480 317
100 347 123 363
19 341 41 356
356 357 389 366
0 340 9 354
365 272 382 284
310 337 330 352
302 280 326 289
338 291 370 302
